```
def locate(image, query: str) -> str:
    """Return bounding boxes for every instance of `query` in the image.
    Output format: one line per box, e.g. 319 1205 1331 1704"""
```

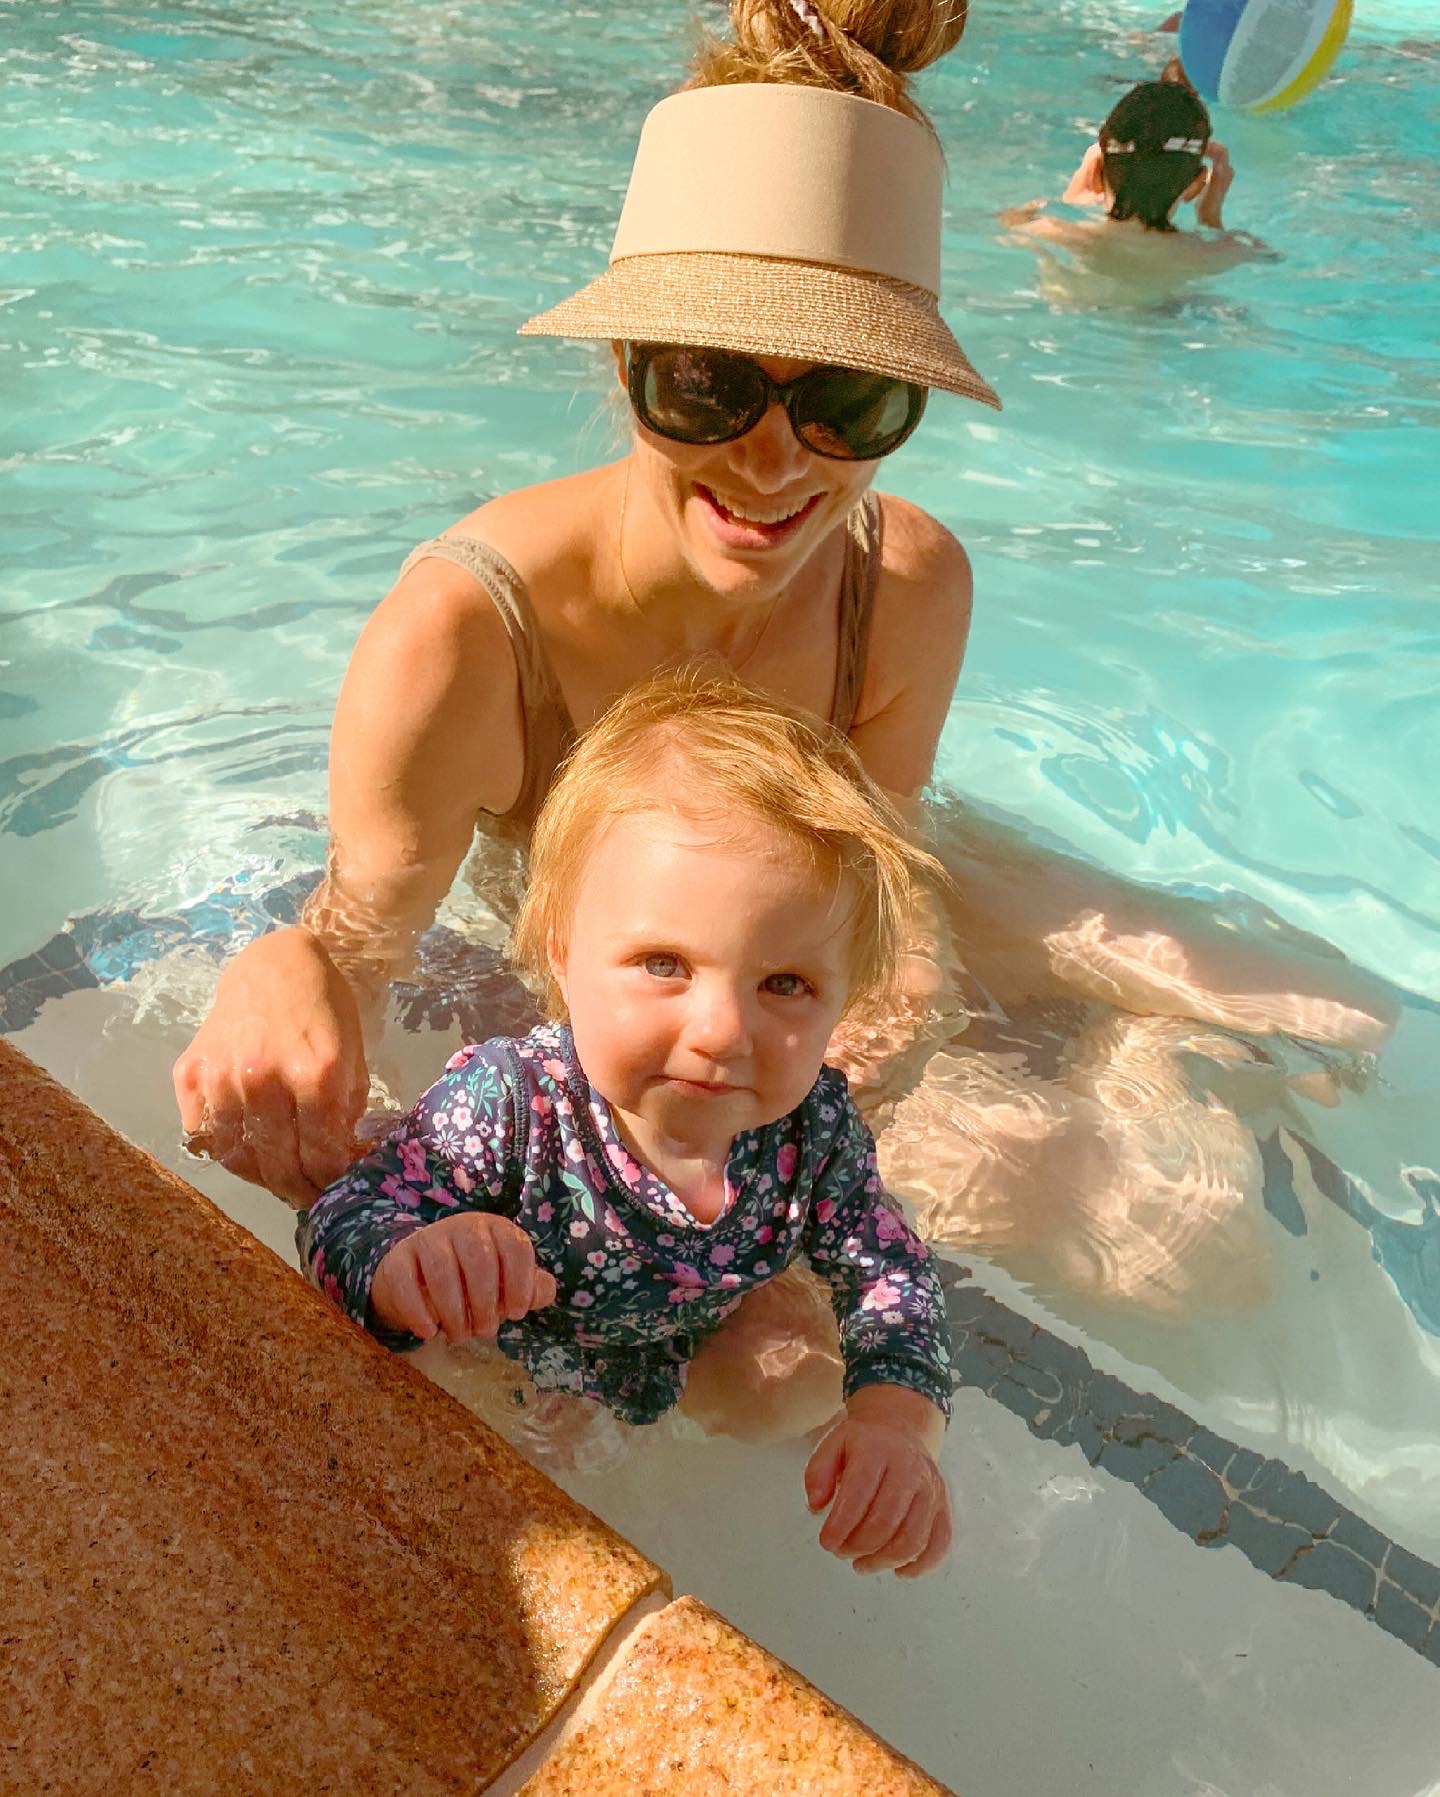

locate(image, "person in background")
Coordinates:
1004 80 1268 304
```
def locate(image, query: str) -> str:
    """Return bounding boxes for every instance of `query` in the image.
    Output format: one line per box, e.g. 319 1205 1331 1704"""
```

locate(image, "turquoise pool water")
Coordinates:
3 0 1438 1603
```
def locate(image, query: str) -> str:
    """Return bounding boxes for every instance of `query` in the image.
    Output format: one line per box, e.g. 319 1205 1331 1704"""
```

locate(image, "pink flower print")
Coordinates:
755 1226 773 1245
425 1184 458 1209
536 1202 554 1223
815 1198 836 1224
569 1220 589 1239
451 1102 473 1131
719 1272 741 1288
587 1250 607 1268
613 1155 643 1191
461 1135 482 1159
657 1233 674 1248
531 1093 552 1120
444 1046 475 1073
565 1137 585 1163
753 1261 769 1277
453 1165 475 1195
862 1277 903 1313
620 1255 642 1275
398 1137 428 1184
709 1243 736 1267
542 1057 567 1082
667 1262 707 1303
775 1143 798 1183
572 1291 594 1308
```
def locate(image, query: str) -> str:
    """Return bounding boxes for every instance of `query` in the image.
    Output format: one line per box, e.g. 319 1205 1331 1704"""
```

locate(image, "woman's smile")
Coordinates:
693 483 824 551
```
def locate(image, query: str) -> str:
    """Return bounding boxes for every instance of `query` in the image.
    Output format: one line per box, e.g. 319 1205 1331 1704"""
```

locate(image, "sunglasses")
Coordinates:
625 343 928 462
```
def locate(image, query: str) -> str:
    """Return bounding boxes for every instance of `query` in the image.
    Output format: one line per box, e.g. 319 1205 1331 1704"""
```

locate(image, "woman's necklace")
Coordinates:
616 463 785 676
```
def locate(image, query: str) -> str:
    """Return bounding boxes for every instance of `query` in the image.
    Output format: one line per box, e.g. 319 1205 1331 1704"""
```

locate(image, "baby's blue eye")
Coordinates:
763 972 811 998
643 953 684 979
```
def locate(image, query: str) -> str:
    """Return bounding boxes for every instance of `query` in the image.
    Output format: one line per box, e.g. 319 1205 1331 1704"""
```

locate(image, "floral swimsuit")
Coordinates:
300 1023 952 1427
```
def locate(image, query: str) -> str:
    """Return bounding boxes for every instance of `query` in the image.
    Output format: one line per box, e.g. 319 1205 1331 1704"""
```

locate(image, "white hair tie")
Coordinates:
788 0 826 40
1105 136 1204 155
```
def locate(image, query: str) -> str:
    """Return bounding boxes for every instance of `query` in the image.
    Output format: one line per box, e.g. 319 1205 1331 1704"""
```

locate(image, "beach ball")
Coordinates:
1179 0 1353 112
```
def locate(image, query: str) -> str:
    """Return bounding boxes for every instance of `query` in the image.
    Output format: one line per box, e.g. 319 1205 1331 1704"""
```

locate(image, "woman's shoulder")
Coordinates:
445 465 618 588
872 493 973 634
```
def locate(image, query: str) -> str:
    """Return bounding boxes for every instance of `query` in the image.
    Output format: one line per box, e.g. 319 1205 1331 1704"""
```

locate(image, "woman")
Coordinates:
179 0 1394 1328
174 0 1000 1208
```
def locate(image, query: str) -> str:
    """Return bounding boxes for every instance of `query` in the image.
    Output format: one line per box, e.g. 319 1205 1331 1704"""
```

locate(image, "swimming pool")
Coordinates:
4 1 1438 1787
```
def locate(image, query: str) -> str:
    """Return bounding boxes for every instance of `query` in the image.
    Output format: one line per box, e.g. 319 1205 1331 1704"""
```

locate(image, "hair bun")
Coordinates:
690 0 968 125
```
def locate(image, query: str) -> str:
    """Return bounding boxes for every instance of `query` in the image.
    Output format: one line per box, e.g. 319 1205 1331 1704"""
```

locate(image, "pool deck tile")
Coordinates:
515 1597 954 1797
0 1038 665 1792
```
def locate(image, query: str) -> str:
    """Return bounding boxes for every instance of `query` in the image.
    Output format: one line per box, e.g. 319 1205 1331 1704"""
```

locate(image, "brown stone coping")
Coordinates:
514 1596 956 1796
0 1038 665 1792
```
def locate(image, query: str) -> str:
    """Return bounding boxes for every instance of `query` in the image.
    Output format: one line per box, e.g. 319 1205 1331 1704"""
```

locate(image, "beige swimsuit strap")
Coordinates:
830 491 884 736
398 535 576 828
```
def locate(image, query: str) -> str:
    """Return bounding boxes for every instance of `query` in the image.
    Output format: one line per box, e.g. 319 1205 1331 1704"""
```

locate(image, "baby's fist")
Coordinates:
371 1213 556 1344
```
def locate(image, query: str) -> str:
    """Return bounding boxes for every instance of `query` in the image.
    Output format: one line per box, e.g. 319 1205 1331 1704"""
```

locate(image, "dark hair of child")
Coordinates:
1099 81 1212 232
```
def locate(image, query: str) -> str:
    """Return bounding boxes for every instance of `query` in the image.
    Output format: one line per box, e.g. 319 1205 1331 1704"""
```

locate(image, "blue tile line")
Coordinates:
940 1265 1440 1669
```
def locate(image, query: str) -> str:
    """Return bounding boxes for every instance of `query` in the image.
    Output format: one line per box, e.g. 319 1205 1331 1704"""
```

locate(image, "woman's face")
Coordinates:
613 344 881 601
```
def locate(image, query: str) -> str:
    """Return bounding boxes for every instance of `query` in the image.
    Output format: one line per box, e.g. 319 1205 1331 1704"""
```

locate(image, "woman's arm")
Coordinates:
173 556 526 1206
845 498 971 802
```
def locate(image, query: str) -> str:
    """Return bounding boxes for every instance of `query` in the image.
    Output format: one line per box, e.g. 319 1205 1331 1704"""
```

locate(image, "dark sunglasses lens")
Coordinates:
793 370 925 460
635 347 766 445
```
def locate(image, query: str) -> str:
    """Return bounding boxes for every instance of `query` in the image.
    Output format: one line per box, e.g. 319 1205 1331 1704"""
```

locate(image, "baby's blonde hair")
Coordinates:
511 665 943 1021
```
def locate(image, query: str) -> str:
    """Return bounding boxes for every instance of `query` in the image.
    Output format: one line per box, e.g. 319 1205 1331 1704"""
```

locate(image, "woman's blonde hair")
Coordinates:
511 665 944 1020
685 0 968 128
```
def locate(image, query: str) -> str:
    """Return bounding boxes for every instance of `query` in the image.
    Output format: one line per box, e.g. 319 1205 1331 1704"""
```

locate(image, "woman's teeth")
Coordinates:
705 489 814 526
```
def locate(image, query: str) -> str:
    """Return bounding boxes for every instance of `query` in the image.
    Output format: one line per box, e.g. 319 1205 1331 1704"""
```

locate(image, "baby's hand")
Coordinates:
803 1386 951 1578
370 1213 557 1344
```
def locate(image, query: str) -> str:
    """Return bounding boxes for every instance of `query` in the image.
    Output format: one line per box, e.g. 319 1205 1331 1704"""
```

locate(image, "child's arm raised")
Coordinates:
800 1087 954 1577
1194 141 1235 230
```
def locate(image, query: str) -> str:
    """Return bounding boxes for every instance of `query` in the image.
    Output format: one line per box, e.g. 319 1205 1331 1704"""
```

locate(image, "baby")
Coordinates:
1004 80 1269 305
301 668 954 1578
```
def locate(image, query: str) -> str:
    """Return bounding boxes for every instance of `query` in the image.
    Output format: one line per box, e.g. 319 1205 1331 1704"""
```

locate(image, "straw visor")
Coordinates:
521 85 1000 410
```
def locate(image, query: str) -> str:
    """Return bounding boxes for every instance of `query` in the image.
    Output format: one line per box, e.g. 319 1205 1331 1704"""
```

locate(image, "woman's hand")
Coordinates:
370 1213 558 1344
804 1385 951 1577
173 925 370 1207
